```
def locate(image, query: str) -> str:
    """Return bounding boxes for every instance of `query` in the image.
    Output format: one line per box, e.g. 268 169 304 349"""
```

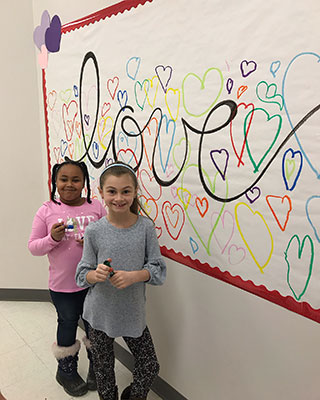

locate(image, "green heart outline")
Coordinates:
285 234 314 301
256 80 284 110
182 67 223 117
244 108 282 173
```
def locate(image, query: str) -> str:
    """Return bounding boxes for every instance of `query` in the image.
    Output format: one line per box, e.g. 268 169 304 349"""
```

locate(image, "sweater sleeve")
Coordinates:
28 206 61 256
143 221 166 286
75 226 98 288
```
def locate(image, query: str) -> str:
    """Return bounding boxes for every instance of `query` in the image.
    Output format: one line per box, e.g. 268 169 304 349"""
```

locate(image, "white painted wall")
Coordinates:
1 1 318 399
0 2 47 288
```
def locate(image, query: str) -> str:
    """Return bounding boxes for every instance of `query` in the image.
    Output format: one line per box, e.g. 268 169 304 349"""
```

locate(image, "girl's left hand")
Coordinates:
109 271 136 289
76 237 84 246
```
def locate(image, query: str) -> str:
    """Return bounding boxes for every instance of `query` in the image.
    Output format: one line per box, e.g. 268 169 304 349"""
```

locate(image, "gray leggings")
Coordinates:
88 325 160 400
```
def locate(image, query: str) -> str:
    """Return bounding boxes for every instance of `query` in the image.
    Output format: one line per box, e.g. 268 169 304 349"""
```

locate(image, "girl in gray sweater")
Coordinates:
76 162 166 400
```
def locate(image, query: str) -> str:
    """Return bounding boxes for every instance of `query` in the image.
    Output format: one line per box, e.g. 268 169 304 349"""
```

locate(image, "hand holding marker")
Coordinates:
103 260 115 278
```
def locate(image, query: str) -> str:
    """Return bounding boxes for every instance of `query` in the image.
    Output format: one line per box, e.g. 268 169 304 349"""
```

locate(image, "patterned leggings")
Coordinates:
88 325 160 400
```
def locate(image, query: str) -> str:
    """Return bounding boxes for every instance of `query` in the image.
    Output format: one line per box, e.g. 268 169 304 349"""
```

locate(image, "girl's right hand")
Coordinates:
51 222 66 242
86 260 113 284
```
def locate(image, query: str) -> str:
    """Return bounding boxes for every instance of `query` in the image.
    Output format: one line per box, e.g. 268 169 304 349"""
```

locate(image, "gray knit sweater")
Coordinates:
75 215 166 338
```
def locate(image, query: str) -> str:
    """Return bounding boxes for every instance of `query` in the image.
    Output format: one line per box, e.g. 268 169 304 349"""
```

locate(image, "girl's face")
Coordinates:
56 164 85 206
99 173 137 216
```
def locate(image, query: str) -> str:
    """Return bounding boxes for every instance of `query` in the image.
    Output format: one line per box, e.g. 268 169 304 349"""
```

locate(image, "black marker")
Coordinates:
103 260 115 278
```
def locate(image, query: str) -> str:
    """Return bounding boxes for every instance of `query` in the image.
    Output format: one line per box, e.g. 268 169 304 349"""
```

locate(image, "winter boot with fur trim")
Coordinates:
52 339 88 397
82 336 97 391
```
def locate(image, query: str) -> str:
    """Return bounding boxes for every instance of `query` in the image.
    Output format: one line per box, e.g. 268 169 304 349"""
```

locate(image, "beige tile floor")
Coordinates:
0 301 162 400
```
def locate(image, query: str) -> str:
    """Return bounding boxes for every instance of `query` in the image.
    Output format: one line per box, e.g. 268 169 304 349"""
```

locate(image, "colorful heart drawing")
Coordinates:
157 115 176 173
189 237 199 254
240 59 257 78
256 81 283 110
117 90 128 110
59 89 72 104
155 65 173 93
179 164 227 256
244 108 282 173
126 57 141 80
165 88 180 121
116 131 138 165
226 78 233 94
97 116 113 150
228 244 246 265
306 195 320 243
182 67 223 117
145 75 160 109
92 141 99 160
195 196 209 218
48 90 57 111
210 149 229 181
60 139 68 157
62 100 78 141
138 195 158 221
237 85 248 99
282 52 320 179
134 79 150 110
229 102 255 167
235 202 273 273
161 201 185 240
266 195 292 231
212 210 235 254
177 188 192 210
245 187 261 204
282 148 303 191
101 102 111 117
142 116 159 171
270 60 281 78
155 226 162 239
139 169 162 201
285 234 314 301
107 77 120 100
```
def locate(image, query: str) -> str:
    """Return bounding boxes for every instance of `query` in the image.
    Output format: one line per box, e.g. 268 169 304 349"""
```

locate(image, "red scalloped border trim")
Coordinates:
160 246 320 324
42 69 51 193
42 0 320 325
61 0 153 34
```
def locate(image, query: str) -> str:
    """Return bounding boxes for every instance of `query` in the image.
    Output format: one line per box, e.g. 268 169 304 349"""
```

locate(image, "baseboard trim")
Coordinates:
0 288 188 400
0 288 51 302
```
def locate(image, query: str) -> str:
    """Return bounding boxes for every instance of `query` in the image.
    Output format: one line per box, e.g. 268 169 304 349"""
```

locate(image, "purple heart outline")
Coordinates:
84 114 90 126
155 65 173 93
226 78 233 94
45 15 62 53
210 149 229 181
245 186 261 204
240 59 257 78
33 10 50 50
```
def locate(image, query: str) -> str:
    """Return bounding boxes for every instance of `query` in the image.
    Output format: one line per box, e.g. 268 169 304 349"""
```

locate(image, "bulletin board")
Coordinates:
36 0 320 322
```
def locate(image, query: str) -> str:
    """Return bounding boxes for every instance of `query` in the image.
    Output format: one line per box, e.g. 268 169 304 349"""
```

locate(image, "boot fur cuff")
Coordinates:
52 339 81 359
82 336 91 350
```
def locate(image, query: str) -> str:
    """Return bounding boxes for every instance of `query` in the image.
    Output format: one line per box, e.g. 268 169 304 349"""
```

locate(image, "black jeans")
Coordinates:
50 289 89 347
